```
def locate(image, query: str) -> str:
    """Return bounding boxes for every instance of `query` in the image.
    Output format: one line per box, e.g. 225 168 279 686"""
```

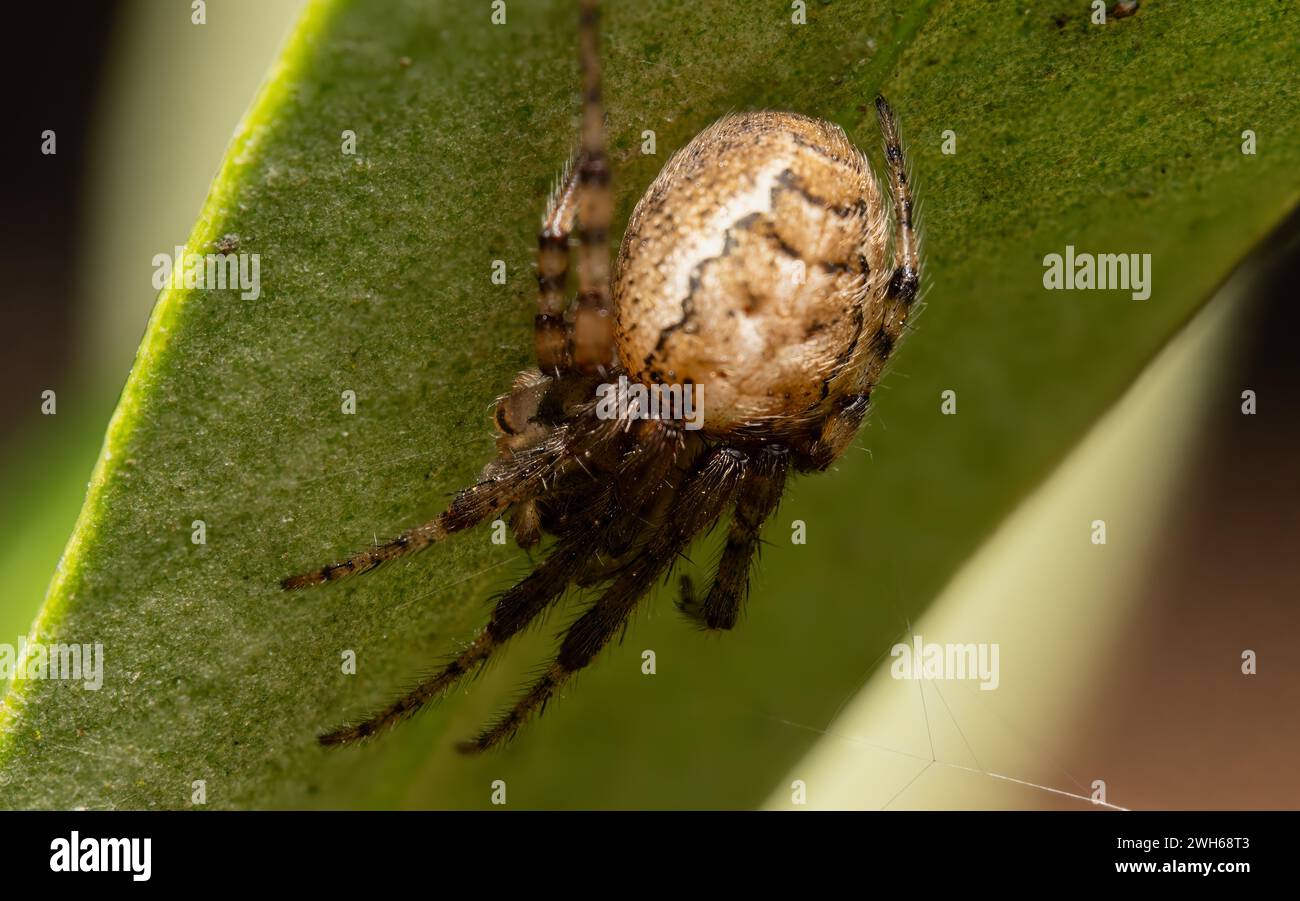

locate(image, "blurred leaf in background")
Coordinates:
0 2 303 710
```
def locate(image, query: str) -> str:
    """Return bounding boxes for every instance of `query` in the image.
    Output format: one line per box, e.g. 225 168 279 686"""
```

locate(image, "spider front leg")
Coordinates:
535 0 615 377
457 444 747 753
319 490 620 745
799 99 920 473
319 420 679 746
281 416 613 589
280 470 523 590
536 156 580 377
570 0 616 375
678 445 789 630
876 95 920 310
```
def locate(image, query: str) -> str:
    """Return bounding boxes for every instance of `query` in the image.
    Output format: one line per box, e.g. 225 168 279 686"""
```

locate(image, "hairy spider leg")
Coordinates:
678 445 789 630
570 0 616 375
458 445 747 753
281 418 615 589
876 95 920 308
803 95 922 472
320 418 683 745
536 157 580 376
319 489 618 745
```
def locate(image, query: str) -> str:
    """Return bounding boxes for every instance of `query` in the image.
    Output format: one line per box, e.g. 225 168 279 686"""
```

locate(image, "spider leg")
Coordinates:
602 420 686 556
457 444 746 753
281 418 616 589
875 95 920 309
536 156 580 376
678 445 789 630
494 369 552 453
799 99 919 472
535 418 679 544
570 0 615 376
319 498 617 746
572 431 684 585
509 499 543 550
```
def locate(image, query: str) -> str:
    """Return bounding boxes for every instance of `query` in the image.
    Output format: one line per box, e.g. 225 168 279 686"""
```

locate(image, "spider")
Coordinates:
283 0 920 753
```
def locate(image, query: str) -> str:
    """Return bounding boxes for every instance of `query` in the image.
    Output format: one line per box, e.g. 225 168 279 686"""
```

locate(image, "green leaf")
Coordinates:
2 0 1297 809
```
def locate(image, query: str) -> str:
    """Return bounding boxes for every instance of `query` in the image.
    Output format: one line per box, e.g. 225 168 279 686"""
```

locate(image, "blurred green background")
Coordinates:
0 1 306 657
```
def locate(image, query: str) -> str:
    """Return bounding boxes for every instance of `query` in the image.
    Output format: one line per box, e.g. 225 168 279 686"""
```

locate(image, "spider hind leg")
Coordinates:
678 446 788 631
315 418 676 746
319 494 619 746
457 444 747 753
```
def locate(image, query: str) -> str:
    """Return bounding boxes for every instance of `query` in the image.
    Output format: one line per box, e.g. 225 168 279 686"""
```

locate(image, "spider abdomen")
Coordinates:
613 111 891 436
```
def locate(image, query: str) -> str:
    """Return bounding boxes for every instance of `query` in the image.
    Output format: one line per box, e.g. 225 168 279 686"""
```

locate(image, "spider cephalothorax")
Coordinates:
283 0 920 753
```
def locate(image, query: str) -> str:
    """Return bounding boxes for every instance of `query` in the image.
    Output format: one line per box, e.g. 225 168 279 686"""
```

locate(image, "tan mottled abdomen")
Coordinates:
614 111 890 436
